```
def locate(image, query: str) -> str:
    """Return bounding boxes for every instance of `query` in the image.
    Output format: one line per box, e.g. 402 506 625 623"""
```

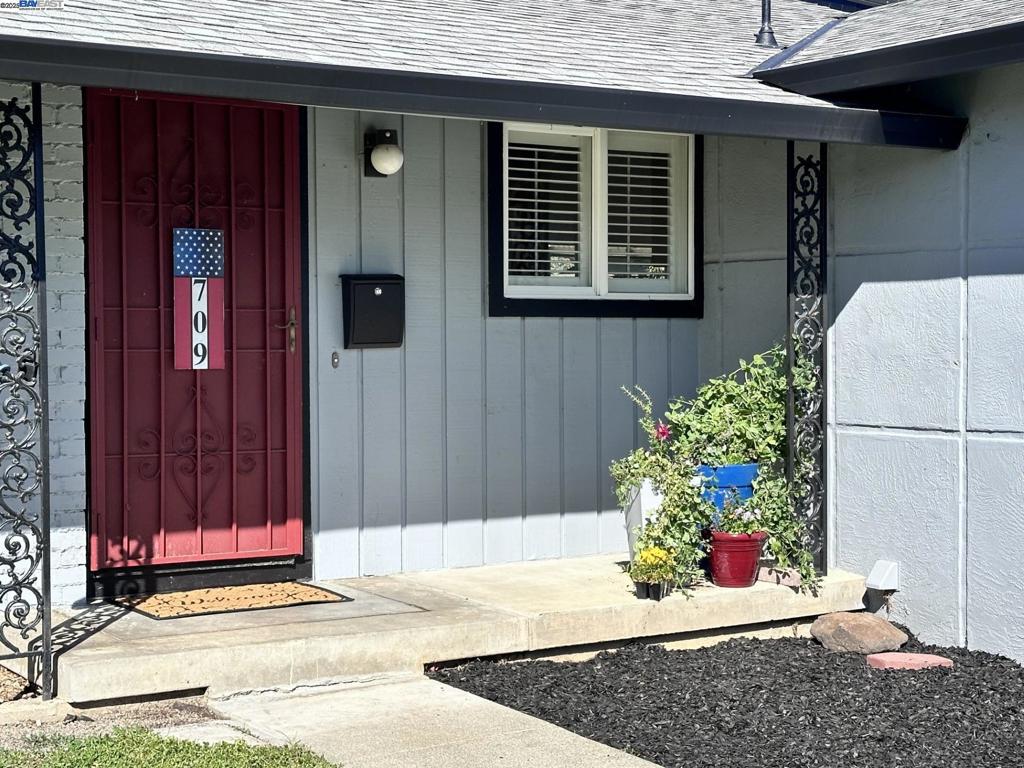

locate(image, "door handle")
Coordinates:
274 307 297 353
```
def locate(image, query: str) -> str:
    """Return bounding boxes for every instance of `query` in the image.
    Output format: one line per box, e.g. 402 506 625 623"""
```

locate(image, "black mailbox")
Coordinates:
341 274 405 349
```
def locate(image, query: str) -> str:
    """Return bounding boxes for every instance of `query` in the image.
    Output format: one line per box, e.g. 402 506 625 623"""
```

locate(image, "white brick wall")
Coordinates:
41 84 88 609
0 81 86 609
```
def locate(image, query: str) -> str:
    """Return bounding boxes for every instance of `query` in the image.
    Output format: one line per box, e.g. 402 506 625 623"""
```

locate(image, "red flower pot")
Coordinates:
710 531 767 588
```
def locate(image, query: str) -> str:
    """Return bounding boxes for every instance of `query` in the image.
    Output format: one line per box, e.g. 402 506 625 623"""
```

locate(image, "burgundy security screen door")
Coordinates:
86 90 304 571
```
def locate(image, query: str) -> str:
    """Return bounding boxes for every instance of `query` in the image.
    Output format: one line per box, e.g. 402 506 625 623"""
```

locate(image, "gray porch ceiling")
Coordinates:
0 0 965 148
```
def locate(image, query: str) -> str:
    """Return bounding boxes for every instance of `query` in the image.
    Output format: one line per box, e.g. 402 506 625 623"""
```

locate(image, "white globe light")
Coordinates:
370 143 405 176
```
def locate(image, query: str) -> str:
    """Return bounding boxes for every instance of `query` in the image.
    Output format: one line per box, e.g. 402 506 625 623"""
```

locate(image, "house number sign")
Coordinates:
173 227 225 370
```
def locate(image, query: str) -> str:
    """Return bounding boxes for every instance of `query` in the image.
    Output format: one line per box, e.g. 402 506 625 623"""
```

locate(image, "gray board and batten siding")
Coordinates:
308 108 700 578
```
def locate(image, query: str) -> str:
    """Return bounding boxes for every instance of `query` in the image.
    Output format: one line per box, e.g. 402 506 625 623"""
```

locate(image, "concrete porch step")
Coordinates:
54 556 865 703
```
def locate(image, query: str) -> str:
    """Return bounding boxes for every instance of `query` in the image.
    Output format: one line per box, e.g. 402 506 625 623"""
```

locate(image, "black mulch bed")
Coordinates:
429 633 1024 768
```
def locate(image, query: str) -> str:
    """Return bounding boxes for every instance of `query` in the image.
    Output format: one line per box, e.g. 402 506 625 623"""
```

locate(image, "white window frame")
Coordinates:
502 122 696 302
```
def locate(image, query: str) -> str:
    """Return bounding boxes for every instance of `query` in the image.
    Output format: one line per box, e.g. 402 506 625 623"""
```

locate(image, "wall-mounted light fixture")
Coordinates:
364 129 404 177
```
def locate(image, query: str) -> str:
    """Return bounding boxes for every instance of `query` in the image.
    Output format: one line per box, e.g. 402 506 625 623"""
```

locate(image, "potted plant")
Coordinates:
622 478 664 563
611 393 712 592
708 495 767 588
746 471 816 588
667 351 791 508
628 546 676 601
696 463 759 510
611 344 821 595
667 348 820 590
612 397 673 562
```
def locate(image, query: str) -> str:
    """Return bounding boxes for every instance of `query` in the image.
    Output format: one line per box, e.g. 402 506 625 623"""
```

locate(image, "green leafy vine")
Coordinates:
610 344 820 592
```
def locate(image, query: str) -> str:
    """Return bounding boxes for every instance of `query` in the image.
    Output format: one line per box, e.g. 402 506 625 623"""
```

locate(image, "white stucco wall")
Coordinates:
704 62 1024 660
829 135 966 647
831 62 1024 660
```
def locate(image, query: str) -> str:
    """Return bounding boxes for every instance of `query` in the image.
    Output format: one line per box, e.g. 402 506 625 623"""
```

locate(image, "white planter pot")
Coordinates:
623 478 664 562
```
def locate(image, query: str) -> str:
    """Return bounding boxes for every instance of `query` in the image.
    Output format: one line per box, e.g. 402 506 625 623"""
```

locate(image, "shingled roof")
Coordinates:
0 0 967 147
5 0 843 106
775 0 1024 67
756 0 1024 94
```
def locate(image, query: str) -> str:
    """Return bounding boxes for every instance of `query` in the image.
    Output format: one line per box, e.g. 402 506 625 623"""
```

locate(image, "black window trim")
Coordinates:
487 121 704 318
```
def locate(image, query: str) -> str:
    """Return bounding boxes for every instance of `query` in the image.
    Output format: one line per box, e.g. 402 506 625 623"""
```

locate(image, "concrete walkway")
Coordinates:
206 676 659 768
55 555 866 702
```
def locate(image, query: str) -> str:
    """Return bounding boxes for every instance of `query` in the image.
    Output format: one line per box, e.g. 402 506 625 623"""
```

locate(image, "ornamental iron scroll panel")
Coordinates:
786 141 827 574
0 83 52 698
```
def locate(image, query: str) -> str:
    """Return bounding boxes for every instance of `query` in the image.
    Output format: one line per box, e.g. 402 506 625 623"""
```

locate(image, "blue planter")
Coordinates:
696 463 759 510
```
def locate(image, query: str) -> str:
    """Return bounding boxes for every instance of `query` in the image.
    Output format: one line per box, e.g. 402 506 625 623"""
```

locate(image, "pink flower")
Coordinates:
654 421 671 442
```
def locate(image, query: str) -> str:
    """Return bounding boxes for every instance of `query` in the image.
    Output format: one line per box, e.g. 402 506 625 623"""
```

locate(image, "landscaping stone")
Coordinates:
432 636 1024 768
867 652 954 670
810 611 908 654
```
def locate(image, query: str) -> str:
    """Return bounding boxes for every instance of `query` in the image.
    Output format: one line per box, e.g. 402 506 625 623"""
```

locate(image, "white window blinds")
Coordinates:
607 132 687 294
502 125 691 300
506 130 591 287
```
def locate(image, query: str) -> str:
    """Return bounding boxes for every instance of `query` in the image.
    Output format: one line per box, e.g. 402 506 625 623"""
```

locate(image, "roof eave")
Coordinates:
0 35 966 149
756 20 1024 95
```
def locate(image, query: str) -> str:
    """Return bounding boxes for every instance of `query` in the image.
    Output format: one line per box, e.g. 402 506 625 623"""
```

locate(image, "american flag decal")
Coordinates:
173 228 225 370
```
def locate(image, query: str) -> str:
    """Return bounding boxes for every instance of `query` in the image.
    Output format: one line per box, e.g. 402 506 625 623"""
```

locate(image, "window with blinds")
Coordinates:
506 131 592 287
501 124 691 301
607 149 671 280
607 131 687 294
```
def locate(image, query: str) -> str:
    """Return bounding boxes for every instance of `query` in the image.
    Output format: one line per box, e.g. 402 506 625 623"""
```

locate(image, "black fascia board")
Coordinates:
0 35 965 149
756 21 1024 96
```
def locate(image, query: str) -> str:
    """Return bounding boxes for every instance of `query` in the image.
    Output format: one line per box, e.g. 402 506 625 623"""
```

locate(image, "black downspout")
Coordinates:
756 0 780 48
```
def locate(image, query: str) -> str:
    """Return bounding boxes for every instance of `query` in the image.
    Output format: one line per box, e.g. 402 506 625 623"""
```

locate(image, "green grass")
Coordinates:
0 728 333 768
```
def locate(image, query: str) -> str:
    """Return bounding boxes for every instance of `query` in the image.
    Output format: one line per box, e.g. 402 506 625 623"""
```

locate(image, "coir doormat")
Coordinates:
112 582 352 620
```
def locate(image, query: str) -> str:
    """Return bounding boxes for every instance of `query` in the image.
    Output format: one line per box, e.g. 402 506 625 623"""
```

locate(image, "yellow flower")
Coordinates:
637 546 672 567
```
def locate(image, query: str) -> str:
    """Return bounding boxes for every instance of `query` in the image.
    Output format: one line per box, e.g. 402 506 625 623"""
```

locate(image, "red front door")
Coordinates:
86 90 304 570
